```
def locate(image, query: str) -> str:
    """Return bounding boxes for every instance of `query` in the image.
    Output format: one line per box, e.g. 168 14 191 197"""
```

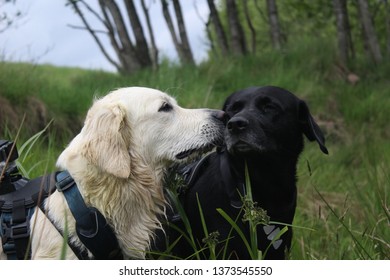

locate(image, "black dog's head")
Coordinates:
223 86 328 158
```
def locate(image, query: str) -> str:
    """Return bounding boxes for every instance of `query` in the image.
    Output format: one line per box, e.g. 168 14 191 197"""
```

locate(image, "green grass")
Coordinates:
1 38 389 259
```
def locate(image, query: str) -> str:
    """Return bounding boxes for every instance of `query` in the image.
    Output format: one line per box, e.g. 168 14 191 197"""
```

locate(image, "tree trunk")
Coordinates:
124 0 151 68
161 0 195 65
161 0 183 61
100 0 142 74
356 0 383 63
207 0 229 56
205 15 218 57
385 0 390 56
266 0 283 50
333 0 354 66
226 0 247 56
141 0 159 71
194 2 217 57
243 0 256 54
172 0 195 64
69 0 154 75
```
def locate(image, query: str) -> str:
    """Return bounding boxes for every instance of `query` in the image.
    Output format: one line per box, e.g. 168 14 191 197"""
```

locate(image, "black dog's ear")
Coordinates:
299 100 328 154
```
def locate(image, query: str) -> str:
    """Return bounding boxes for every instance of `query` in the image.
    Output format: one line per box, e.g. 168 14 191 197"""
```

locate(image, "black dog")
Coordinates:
162 86 328 260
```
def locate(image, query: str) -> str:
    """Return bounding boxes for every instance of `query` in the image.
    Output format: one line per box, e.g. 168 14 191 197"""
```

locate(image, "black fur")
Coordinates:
162 86 328 259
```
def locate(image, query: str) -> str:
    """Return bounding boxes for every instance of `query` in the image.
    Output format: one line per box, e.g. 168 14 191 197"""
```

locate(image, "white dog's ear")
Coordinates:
82 103 131 178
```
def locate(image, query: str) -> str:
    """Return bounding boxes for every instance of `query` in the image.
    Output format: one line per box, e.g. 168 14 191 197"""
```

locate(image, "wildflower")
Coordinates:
242 197 270 226
202 231 220 246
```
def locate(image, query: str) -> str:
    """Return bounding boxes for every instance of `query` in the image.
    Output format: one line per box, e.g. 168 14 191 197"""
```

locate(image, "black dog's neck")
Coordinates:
228 152 298 219
229 151 298 179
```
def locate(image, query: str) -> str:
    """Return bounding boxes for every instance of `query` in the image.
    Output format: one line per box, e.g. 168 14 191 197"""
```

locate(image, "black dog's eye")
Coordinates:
257 98 279 114
262 104 277 113
158 102 173 112
229 101 244 114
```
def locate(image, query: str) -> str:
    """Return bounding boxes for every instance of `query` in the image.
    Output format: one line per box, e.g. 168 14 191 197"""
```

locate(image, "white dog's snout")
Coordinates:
209 110 227 123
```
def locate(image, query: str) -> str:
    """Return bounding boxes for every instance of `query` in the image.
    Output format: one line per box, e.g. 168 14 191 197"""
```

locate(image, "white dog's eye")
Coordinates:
158 102 173 112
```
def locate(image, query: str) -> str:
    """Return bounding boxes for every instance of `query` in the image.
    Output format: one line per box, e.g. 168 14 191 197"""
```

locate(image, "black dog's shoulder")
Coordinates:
183 150 245 210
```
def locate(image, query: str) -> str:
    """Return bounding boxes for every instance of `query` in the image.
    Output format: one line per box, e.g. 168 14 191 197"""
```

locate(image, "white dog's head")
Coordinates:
61 87 225 179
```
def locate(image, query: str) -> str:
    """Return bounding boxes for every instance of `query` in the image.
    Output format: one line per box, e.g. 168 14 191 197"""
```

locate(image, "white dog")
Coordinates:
0 87 224 259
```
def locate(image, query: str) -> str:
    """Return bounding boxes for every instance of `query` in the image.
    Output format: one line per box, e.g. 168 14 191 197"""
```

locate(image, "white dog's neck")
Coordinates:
56 144 166 259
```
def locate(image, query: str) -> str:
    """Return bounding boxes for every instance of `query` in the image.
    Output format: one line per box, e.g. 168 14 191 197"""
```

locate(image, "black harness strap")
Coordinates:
1 174 56 260
11 198 31 259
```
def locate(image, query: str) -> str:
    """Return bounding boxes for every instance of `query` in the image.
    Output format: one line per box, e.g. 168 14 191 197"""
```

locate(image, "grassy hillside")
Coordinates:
0 39 389 259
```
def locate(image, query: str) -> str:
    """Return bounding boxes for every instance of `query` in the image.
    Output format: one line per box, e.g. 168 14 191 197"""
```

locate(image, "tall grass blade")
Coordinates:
216 208 255 259
244 162 259 259
315 187 373 260
60 215 69 260
18 120 53 163
263 225 289 258
221 208 243 259
196 193 217 259
166 189 201 259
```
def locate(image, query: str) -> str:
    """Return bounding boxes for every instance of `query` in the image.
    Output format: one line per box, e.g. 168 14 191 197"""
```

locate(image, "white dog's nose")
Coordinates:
211 110 227 123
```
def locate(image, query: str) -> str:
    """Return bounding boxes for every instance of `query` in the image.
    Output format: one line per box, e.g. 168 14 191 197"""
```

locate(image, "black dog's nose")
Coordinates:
227 116 249 132
211 110 227 123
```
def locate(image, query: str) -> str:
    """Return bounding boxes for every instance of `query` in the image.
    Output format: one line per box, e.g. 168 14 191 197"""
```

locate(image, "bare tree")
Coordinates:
226 0 247 56
194 2 217 57
68 0 153 74
69 1 122 71
0 0 24 33
333 0 354 66
356 0 383 63
207 0 229 56
161 0 194 65
266 0 284 50
243 0 256 53
124 0 151 67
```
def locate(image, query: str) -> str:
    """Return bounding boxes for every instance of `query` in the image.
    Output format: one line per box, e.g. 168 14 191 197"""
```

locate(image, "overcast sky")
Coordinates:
0 0 210 72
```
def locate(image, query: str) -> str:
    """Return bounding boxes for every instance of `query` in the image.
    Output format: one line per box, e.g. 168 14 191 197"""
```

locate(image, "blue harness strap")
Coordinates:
55 171 123 260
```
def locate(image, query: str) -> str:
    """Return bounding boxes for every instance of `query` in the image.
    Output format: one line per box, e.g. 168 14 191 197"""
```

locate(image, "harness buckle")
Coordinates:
2 241 16 255
56 174 75 192
10 219 30 239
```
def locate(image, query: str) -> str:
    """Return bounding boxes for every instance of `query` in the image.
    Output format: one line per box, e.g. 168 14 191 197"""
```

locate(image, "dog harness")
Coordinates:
0 171 123 260
0 173 57 259
178 149 246 208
